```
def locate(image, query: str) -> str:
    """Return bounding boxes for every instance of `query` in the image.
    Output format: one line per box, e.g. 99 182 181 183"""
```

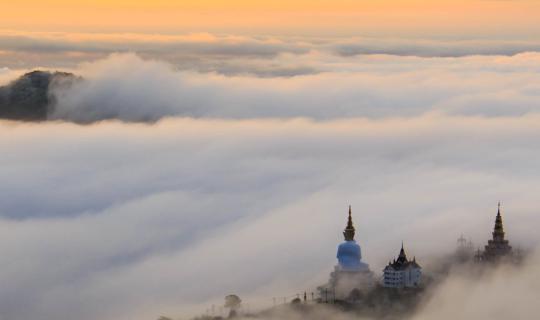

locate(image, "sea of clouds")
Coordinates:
1 35 540 320
44 51 540 123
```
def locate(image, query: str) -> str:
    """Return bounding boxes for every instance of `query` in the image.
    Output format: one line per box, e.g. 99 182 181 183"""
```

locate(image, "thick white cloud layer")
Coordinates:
49 53 540 123
414 256 540 320
2 46 540 320
0 115 539 320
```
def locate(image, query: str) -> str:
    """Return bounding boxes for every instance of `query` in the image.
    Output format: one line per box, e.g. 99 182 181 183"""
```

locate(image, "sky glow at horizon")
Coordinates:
1 1 540 38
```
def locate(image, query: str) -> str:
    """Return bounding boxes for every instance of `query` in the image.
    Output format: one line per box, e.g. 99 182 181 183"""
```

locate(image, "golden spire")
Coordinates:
343 205 355 241
493 202 505 240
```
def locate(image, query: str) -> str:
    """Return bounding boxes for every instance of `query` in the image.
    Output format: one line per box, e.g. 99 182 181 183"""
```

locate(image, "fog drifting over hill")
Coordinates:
4 50 540 123
1 48 540 320
46 52 540 123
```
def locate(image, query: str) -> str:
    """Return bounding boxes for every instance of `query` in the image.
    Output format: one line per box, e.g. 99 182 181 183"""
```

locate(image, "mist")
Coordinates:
4 31 540 70
0 113 539 320
43 52 540 123
216 250 540 320
2 49 540 123
1 40 539 320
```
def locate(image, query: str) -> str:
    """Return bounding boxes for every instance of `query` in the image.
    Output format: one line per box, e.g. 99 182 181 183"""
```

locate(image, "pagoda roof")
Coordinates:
384 244 421 270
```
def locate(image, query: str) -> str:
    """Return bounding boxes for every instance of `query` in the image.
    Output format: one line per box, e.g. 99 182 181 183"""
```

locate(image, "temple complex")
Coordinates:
315 201 519 304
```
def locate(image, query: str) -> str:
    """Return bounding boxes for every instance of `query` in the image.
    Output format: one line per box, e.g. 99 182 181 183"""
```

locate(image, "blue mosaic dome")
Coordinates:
337 240 364 271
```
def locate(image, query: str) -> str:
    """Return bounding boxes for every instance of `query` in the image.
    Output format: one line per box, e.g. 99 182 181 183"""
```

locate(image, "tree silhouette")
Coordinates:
224 294 242 318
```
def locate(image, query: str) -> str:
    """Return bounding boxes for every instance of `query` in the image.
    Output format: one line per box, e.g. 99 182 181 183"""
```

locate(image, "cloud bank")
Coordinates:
45 52 540 123
0 115 539 320
4 30 540 71
2 38 540 320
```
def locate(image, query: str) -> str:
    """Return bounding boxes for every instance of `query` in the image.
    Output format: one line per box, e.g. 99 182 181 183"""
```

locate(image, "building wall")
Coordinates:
383 267 421 288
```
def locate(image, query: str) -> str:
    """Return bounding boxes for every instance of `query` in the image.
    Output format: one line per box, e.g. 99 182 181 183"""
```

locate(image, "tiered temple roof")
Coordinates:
384 243 421 271
482 202 512 261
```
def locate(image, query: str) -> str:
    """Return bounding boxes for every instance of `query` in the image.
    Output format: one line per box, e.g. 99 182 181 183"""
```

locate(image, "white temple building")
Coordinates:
382 243 422 288
319 206 374 301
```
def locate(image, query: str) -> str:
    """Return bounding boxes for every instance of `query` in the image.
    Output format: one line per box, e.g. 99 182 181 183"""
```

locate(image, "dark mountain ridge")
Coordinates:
0 70 77 121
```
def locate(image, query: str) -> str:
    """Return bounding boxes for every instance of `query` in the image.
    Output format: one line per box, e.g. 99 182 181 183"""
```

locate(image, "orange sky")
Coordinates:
1 0 540 37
